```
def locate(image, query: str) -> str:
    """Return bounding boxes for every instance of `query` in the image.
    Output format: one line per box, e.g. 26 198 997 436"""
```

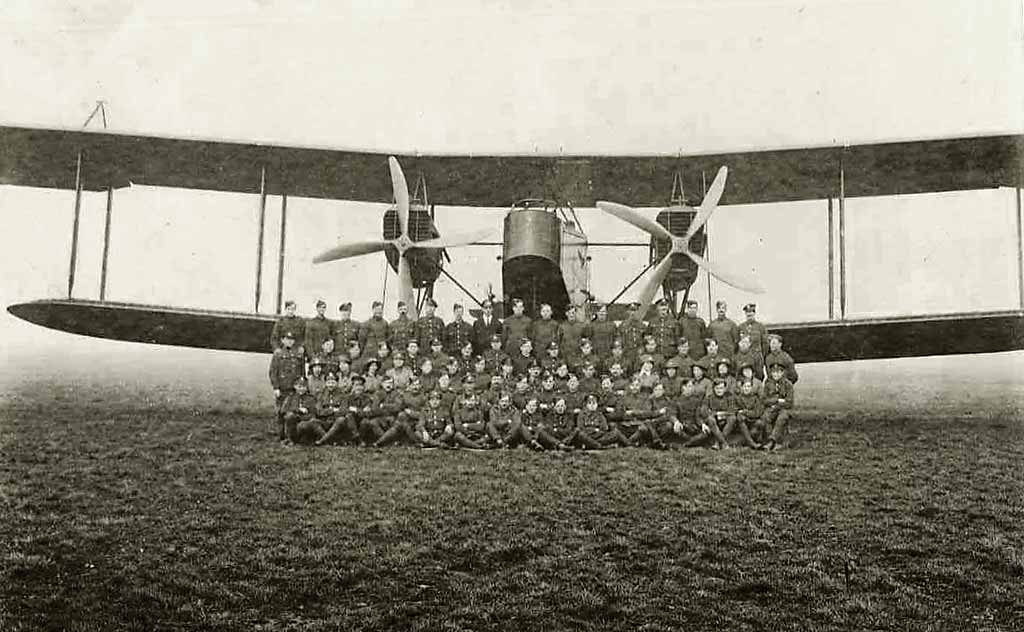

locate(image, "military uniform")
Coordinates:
361 386 405 444
333 317 362 351
738 318 769 359
269 345 305 436
280 389 320 443
304 314 333 360
647 312 679 358
536 409 576 449
445 318 474 356
760 374 795 448
316 385 357 445
677 313 708 360
575 408 610 449
271 315 306 353
452 405 488 448
502 312 533 355
483 344 509 375
416 401 455 447
559 319 591 365
589 318 619 359
416 313 446 351
532 317 560 357
701 386 738 447
361 316 390 354
733 389 766 447
708 315 740 358
765 349 799 384
389 314 416 355
618 317 648 362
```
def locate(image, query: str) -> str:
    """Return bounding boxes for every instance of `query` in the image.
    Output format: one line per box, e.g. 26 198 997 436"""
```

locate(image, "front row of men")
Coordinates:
275 356 795 452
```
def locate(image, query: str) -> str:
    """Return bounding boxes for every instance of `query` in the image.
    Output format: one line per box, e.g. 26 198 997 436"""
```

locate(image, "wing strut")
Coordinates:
99 186 113 300
253 165 267 313
275 193 288 314
67 150 83 298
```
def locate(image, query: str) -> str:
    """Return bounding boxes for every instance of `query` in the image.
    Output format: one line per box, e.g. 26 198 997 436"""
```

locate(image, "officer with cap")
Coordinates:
648 297 679 358
361 301 390 354
269 331 306 439
738 303 769 360
416 297 446 350
444 303 474 355
678 299 707 360
333 302 361 352
389 300 416 355
271 299 306 354
304 299 333 360
618 301 648 362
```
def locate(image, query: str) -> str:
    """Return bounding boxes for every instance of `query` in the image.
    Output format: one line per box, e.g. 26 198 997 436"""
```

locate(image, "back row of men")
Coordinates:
272 295 778 366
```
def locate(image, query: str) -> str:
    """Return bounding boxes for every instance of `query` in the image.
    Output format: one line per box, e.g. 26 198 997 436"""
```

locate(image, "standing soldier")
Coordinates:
304 299 333 360
333 302 361 352
416 298 445 351
269 331 306 440
532 304 560 355
361 301 390 354
647 298 679 358
558 305 591 366
618 302 648 364
444 303 474 356
502 297 533 355
471 299 502 355
677 300 707 360
708 300 740 358
389 300 416 355
738 303 769 360
589 303 618 359
270 300 306 354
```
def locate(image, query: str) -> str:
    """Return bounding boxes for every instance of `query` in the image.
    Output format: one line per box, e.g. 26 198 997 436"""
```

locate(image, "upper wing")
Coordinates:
1 125 1020 206
8 299 1024 361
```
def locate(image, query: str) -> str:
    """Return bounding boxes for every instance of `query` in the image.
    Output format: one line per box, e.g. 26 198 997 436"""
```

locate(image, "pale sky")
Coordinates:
2 0 1023 362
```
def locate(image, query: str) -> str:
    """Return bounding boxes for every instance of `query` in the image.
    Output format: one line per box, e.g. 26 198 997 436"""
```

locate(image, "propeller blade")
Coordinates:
408 228 492 250
312 239 391 264
685 166 728 241
596 201 675 242
389 156 410 238
397 255 416 317
633 254 676 320
686 251 766 294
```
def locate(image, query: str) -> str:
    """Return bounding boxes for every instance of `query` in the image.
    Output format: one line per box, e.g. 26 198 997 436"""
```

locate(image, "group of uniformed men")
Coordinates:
268 295 798 451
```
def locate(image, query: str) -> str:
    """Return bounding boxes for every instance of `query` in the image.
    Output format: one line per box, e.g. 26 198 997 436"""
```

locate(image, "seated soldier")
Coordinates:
661 357 685 398
526 362 543 389
713 358 738 395
668 338 696 382
418 357 439 393
511 337 536 377
604 338 632 378
404 340 424 376
733 333 765 381
608 361 630 394
455 341 476 377
534 397 575 451
691 363 713 396
536 372 561 413
574 393 611 450
483 334 509 375
759 364 795 451
486 392 521 448
428 337 450 374
620 377 661 448
416 389 455 448
736 362 763 395
479 374 506 414
540 340 563 374
444 356 463 384
645 382 675 448
346 339 368 375
573 337 600 376
511 374 535 411
509 397 545 450
700 378 737 450
597 376 634 448
561 374 584 415
728 379 765 449
578 362 600 398
497 356 516 387
434 372 458 415
280 377 321 445
635 336 665 376
675 379 712 448
315 373 356 446
698 338 724 376
310 337 342 377
361 374 405 446
764 334 799 384
451 393 488 449
374 340 394 373
339 375 374 446
634 357 661 393
553 361 572 391
373 376 426 448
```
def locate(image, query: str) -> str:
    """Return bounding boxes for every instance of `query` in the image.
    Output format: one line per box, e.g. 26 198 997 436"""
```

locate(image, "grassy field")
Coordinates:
2 350 1023 631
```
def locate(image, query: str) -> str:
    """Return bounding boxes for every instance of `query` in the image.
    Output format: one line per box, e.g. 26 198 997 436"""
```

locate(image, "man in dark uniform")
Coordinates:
708 300 740 358
589 303 618 359
279 377 320 444
482 333 509 375
532 303 560 355
502 297 533 355
764 334 799 384
389 300 416 356
416 298 445 351
445 303 474 356
471 300 502 355
361 301 389 354
618 302 648 364
304 299 333 360
647 298 679 359
677 299 707 360
270 300 306 354
333 302 361 352
737 303 769 360
269 331 305 440
558 305 590 366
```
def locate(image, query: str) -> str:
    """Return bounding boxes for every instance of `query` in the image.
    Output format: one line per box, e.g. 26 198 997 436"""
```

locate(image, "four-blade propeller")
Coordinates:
313 156 489 316
597 166 765 320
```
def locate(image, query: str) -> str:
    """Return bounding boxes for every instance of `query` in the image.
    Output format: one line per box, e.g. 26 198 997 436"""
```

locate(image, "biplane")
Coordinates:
3 124 1023 363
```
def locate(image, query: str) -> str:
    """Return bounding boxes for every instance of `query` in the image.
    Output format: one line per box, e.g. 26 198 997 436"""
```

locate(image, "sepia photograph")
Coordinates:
2 1 1023 629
